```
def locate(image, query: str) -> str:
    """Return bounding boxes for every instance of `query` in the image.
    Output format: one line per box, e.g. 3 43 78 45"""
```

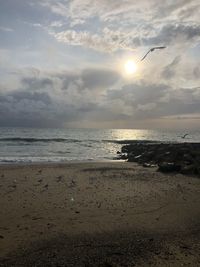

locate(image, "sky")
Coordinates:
0 0 200 130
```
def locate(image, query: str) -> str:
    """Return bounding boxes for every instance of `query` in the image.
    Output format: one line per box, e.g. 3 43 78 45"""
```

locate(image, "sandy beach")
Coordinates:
0 161 200 266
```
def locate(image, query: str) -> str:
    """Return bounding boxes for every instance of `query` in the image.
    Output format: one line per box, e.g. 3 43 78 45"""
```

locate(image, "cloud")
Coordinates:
53 29 132 52
57 67 121 92
50 20 64 27
0 26 13 32
154 0 193 18
104 82 200 121
10 90 51 104
0 0 200 129
178 4 199 20
0 91 54 127
142 24 200 47
0 66 121 127
161 56 181 79
0 66 199 128
193 66 200 79
42 0 199 28
67 0 198 25
81 68 120 89
137 102 157 111
137 87 200 120
40 0 200 54
21 76 53 90
52 22 200 53
40 0 69 17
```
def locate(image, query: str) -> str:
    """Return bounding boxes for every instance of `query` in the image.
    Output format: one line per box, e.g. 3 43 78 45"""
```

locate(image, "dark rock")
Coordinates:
183 153 193 163
120 154 128 160
135 154 142 158
143 163 156 168
103 261 113 267
194 166 200 175
158 162 181 173
180 165 195 175
116 142 200 176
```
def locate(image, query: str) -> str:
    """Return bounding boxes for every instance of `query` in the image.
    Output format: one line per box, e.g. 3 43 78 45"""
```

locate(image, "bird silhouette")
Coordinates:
181 133 189 139
141 46 166 61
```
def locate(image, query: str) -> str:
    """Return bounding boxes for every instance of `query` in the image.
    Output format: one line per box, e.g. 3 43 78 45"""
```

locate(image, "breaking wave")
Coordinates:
0 138 83 143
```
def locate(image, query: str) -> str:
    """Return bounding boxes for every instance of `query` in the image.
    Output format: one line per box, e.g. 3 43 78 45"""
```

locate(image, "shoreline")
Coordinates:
0 161 200 266
1 141 200 163
0 159 126 167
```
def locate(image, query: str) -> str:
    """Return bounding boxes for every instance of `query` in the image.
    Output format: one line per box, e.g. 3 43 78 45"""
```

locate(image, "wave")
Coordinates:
102 139 162 144
0 138 165 144
0 137 83 143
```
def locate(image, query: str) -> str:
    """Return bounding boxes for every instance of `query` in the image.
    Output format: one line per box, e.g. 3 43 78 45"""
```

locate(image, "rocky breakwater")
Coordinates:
117 141 200 176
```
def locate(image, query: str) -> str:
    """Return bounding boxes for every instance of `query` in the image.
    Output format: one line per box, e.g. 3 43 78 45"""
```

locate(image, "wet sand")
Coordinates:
0 162 200 266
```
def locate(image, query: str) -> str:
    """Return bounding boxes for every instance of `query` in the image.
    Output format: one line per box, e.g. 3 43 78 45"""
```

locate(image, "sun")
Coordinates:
124 60 137 74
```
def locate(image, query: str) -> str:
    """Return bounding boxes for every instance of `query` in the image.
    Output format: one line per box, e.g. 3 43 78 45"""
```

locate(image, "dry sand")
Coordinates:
0 162 199 266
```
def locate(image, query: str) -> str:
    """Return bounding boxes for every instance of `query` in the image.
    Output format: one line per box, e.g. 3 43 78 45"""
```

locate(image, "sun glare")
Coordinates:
124 60 137 75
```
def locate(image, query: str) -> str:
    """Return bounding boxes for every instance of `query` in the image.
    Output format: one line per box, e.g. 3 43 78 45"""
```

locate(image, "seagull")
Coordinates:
181 133 189 139
141 46 166 61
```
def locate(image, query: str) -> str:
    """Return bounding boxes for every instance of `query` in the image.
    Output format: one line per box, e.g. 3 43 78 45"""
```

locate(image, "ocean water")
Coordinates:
0 127 199 163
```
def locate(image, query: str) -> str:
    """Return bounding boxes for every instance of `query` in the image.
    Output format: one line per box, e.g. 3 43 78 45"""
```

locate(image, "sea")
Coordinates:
0 127 199 164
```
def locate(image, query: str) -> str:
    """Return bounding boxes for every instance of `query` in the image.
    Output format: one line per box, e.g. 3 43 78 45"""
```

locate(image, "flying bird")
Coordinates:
141 46 166 61
181 133 189 139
